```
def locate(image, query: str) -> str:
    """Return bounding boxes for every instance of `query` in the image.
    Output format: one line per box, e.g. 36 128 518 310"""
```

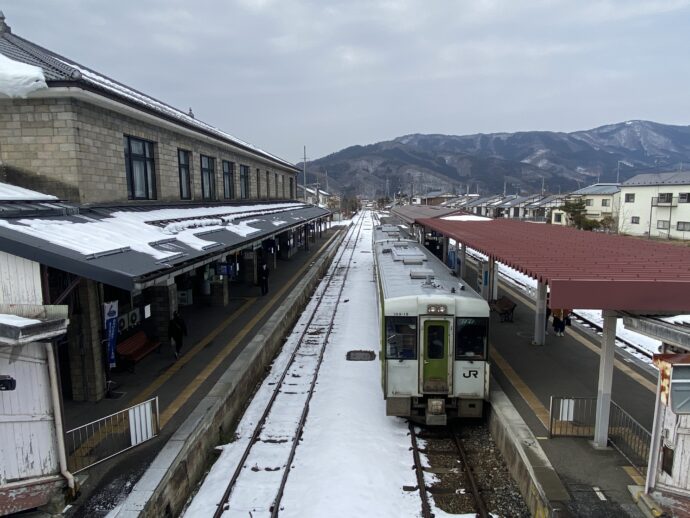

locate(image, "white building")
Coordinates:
551 184 620 226
618 172 690 240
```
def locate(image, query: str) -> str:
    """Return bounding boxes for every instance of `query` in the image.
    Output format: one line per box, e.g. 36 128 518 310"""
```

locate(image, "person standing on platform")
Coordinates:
169 311 187 359
259 261 270 296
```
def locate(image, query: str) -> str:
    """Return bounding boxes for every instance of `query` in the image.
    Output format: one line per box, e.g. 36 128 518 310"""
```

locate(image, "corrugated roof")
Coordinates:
571 184 620 195
417 218 690 312
0 29 297 172
390 205 461 224
0 201 330 290
624 171 690 187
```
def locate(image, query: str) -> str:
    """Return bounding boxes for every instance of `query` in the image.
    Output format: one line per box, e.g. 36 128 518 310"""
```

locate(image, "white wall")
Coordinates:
0 252 42 304
618 186 690 239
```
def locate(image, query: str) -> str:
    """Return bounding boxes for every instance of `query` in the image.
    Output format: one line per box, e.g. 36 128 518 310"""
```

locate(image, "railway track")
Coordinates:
409 420 529 518
211 213 366 517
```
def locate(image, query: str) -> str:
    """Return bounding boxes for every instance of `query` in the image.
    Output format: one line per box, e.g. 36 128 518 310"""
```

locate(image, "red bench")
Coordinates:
116 331 160 367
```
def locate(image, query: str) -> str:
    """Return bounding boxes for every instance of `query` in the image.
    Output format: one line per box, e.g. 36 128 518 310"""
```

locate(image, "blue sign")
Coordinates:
103 301 119 368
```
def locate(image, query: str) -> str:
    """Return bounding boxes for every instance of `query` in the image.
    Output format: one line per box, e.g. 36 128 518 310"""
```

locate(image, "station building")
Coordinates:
0 13 330 514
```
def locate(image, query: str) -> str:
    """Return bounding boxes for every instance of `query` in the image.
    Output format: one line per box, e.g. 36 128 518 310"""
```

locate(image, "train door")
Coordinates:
421 318 451 393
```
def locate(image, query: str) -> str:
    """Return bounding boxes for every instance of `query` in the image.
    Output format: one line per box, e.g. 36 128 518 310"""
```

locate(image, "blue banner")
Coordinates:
103 301 119 368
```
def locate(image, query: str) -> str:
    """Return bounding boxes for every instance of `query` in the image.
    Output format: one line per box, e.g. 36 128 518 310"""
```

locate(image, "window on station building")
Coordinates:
455 317 487 360
625 193 635 203
657 220 670 230
631 216 640 224
124 136 156 200
274 173 278 197
200 155 216 200
670 365 690 414
222 160 235 199
385 316 417 360
239 165 250 199
178 149 191 200
680 193 690 203
677 221 690 231
290 177 294 198
265 171 270 199
256 168 261 198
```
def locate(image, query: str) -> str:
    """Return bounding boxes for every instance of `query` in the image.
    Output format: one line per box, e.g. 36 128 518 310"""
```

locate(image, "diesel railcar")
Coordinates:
374 224 490 425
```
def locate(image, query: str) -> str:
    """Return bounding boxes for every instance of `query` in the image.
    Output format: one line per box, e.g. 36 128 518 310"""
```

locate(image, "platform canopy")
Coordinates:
417 218 690 313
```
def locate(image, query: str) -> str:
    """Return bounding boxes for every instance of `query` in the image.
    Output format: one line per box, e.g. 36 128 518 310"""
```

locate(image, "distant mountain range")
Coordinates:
301 120 690 197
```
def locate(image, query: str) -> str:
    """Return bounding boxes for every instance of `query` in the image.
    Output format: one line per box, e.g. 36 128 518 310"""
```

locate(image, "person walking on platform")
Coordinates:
169 310 187 359
552 308 567 336
259 261 270 296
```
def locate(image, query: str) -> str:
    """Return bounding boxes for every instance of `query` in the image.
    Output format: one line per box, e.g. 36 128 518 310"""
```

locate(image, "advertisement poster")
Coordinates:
103 301 119 368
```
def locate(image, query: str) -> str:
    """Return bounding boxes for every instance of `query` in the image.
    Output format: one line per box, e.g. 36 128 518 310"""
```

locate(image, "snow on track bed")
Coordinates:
185 215 371 517
213 215 365 517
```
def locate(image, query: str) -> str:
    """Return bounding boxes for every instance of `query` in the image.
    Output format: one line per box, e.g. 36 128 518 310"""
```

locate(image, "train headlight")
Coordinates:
427 398 445 415
427 304 447 314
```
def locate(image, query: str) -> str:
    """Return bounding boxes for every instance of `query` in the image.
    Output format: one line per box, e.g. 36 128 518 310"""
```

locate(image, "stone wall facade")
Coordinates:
0 95 298 204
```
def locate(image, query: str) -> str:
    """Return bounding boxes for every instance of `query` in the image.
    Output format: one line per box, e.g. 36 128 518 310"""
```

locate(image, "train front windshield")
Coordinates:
385 317 417 359
455 317 488 360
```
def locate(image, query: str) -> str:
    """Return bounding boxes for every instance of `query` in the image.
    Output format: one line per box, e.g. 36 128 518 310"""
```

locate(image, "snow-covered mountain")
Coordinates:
305 120 690 196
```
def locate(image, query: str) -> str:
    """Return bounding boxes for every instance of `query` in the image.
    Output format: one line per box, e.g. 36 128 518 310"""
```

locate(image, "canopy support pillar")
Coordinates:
593 310 617 449
459 243 466 279
533 282 547 345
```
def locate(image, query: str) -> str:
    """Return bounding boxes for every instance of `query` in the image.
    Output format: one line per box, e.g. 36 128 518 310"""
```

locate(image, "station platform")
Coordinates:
61 226 341 516
487 279 658 518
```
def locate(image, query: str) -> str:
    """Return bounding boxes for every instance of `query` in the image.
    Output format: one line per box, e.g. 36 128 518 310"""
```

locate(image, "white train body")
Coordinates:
374 224 490 425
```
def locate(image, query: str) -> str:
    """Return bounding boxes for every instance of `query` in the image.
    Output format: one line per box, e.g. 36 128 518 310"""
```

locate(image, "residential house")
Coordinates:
618 172 690 239
551 184 620 226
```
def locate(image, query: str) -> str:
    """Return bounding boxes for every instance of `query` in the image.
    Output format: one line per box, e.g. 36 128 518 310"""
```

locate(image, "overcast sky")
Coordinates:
6 1 690 163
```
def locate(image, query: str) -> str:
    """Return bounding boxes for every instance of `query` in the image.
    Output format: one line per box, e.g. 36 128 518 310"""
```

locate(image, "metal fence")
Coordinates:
65 397 160 473
549 396 650 476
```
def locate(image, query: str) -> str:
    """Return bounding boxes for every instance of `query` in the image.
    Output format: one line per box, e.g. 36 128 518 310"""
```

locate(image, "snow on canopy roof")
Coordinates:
0 182 57 201
0 202 330 290
0 29 297 172
417 217 690 313
390 205 461 224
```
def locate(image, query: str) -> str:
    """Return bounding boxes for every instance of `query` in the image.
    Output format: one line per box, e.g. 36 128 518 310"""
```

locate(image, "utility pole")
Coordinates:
325 169 329 192
303 146 307 201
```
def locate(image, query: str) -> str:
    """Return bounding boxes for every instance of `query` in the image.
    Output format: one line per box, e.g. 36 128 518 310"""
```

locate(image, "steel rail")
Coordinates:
212 214 365 517
270 213 366 516
449 422 490 518
408 423 434 518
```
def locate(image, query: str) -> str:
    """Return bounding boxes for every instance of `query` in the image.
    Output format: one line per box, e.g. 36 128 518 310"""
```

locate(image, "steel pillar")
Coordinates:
533 282 547 345
460 243 467 279
593 310 617 449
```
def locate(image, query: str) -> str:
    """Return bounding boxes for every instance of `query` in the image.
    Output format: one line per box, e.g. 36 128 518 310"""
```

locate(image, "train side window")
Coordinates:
455 317 488 360
385 317 417 360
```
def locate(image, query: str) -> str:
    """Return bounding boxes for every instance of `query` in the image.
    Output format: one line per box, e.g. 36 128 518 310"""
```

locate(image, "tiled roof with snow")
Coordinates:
0 27 297 172
624 171 690 187
571 183 620 195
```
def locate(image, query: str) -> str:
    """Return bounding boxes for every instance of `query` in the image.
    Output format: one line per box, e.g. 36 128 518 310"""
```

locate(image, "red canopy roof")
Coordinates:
418 218 690 312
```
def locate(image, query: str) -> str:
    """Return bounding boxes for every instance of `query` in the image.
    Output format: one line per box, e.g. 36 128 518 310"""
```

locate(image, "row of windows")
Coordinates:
625 193 690 203
585 198 610 207
630 217 690 231
125 135 294 201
